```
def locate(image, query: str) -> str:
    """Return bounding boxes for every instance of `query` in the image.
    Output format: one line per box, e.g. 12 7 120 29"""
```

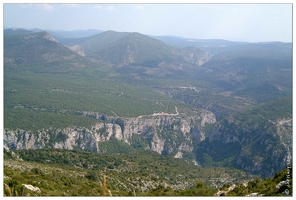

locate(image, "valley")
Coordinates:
3 28 292 196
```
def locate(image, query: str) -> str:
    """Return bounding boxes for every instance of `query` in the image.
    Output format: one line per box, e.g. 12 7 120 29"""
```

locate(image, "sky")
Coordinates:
3 2 293 42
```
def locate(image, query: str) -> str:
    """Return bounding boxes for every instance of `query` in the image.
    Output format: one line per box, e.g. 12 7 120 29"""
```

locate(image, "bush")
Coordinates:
5 179 24 196
12 174 25 182
107 164 114 169
85 170 98 181
31 167 44 175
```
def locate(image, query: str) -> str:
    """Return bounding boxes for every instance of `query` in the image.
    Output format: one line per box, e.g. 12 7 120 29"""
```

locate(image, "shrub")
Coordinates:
31 167 44 175
85 170 98 181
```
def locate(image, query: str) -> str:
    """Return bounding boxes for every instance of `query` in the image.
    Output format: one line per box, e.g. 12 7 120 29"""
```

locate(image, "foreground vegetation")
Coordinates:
4 148 250 196
3 148 291 196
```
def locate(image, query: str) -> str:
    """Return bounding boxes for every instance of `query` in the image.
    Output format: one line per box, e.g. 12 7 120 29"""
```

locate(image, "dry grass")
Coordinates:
4 183 12 196
103 175 107 196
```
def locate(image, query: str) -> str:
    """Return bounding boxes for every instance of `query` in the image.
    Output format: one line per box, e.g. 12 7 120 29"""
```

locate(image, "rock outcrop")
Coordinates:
195 116 292 178
4 110 217 158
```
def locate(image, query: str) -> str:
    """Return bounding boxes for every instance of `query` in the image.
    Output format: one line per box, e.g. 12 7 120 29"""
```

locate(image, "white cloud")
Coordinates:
94 5 115 11
94 5 103 10
61 4 80 8
36 4 54 11
135 5 144 10
18 4 33 8
18 3 53 10
105 5 115 11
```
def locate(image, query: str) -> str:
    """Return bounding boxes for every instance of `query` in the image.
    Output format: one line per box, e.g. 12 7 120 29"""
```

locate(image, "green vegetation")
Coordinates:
202 54 292 103
195 97 292 178
4 69 184 130
4 148 291 196
223 168 292 196
98 136 136 154
4 160 103 196
236 97 292 123
4 31 190 132
79 31 206 70
4 148 255 196
4 108 99 131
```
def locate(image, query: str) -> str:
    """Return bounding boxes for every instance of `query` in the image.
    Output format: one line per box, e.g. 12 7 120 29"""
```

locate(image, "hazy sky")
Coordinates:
3 3 292 42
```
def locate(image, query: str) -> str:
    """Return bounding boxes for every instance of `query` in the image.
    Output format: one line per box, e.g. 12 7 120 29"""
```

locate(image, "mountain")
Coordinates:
152 35 248 54
4 31 95 73
47 29 105 46
198 42 292 100
28 28 104 40
47 29 103 38
69 31 209 77
74 30 130 60
4 28 35 35
157 41 292 121
83 31 175 66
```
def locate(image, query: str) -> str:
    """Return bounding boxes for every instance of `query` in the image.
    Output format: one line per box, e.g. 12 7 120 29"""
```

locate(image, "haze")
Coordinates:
3 3 292 43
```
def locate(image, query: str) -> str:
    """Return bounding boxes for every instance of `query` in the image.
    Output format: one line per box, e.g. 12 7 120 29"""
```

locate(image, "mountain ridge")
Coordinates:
4 31 95 73
71 30 209 72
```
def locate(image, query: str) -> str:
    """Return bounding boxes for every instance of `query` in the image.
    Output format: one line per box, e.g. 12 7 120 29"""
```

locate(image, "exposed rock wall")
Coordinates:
195 117 292 178
4 111 217 158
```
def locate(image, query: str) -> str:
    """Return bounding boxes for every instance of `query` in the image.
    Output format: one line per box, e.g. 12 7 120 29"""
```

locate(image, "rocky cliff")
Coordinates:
4 109 216 159
195 106 292 178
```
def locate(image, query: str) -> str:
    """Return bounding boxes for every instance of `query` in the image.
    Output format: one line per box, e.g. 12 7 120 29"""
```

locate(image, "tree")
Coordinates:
85 170 97 181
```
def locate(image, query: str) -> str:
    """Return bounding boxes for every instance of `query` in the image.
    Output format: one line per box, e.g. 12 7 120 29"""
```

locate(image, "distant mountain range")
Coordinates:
4 31 95 73
4 27 292 119
4 28 210 78
73 30 208 76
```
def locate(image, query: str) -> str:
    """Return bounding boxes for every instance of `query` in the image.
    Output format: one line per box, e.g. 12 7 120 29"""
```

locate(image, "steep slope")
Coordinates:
159 41 292 121
4 148 291 196
4 108 216 159
198 42 292 96
28 28 104 46
75 30 130 58
4 31 94 73
87 32 174 66
4 149 255 196
195 97 292 178
71 31 208 77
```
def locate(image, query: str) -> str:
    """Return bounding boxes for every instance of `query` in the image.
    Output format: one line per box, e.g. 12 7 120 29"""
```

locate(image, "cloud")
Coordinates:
37 4 54 11
94 5 115 11
18 4 53 10
135 5 144 10
61 4 80 8
105 5 115 11
94 5 103 10
18 4 33 8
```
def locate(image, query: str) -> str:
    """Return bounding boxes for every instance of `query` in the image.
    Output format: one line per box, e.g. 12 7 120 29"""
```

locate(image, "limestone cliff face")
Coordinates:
195 117 292 178
4 110 217 158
